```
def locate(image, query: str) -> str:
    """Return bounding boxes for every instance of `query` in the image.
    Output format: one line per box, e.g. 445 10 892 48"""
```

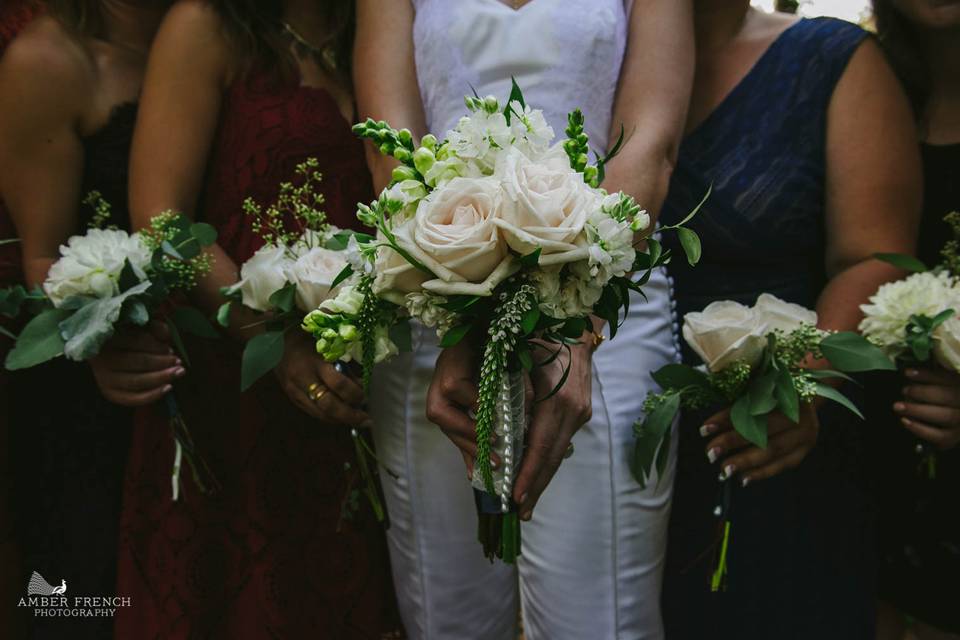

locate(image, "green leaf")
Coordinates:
268 283 297 314
805 369 857 384
559 317 588 339
676 227 702 266
173 306 218 339
389 320 413 353
0 286 27 318
59 281 152 361
664 183 712 230
440 324 472 348
519 248 542 268
520 307 540 336
4 308 69 370
651 363 711 393
117 260 142 292
503 76 526 125
748 372 778 416
814 382 864 419
630 392 680 486
124 300 150 326
774 367 800 423
931 308 955 329
517 342 533 371
731 394 768 448
655 423 672 482
166 317 189 367
874 252 927 273
190 222 218 247
438 295 482 313
820 331 896 372
330 264 354 290
241 331 285 391
216 301 232 328
161 240 184 261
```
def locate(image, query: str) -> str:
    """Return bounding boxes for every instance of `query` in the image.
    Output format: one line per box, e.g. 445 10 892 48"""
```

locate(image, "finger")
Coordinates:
148 319 172 344
288 382 327 421
103 352 180 374
318 363 365 407
705 413 796 462
904 367 960 386
902 384 960 409
441 376 479 411
103 384 173 408
426 400 478 442
700 408 732 438
513 419 569 519
739 447 809 485
900 417 960 450
108 331 173 355
313 390 370 426
721 426 812 476
894 401 960 430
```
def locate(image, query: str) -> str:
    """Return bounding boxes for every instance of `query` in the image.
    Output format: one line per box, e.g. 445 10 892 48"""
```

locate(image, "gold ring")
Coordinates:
307 383 327 402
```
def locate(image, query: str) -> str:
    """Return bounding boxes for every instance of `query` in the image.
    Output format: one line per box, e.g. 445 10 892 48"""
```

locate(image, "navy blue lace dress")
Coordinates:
658 18 876 640
7 104 137 640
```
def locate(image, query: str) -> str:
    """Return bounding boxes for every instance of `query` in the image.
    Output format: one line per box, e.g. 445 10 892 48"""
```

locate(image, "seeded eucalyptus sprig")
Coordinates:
242 158 328 253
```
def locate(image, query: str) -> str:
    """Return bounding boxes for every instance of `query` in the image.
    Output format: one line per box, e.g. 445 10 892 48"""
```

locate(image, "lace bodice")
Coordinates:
412 0 631 151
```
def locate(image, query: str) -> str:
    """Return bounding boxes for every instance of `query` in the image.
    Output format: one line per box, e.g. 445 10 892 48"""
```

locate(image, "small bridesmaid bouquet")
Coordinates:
633 293 894 590
2 193 221 500
860 221 960 478
223 159 406 522
342 81 703 562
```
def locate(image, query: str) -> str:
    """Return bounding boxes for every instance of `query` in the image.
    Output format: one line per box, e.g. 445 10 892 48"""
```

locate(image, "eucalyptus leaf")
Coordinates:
820 331 896 372
124 300 150 326
216 301 232 328
731 394 768 448
59 281 152 361
4 308 69 370
241 331 285 391
189 222 218 247
173 307 218 339
814 383 864 419
748 372 778 416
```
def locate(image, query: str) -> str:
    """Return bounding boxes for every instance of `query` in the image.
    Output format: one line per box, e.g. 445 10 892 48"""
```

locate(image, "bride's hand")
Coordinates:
894 366 960 450
513 341 593 521
275 331 369 428
426 340 485 474
701 403 819 486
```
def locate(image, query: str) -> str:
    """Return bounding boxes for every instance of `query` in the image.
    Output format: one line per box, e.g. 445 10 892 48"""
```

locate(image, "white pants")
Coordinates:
369 268 680 640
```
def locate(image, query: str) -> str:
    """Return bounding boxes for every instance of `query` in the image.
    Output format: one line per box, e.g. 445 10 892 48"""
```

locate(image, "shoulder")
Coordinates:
0 16 90 120
149 0 232 83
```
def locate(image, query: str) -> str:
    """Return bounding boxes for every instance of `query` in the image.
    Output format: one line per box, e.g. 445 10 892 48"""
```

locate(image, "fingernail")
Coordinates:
718 472 728 482
175 358 183 367
741 476 750 488
707 448 721 464
700 424 716 437
491 458 499 470
162 385 173 394
894 402 906 413
519 492 528 505
173 367 186 377
905 369 918 378
724 464 736 478
901 418 912 427
521 511 533 522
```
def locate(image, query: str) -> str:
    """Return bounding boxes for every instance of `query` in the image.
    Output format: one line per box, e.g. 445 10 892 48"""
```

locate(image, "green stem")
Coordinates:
710 520 731 592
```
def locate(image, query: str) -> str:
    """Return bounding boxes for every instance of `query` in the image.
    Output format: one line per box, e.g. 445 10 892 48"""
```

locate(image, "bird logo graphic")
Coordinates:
27 572 66 596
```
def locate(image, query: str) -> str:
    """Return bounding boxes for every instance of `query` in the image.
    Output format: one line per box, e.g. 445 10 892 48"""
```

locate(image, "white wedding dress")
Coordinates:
369 1 680 638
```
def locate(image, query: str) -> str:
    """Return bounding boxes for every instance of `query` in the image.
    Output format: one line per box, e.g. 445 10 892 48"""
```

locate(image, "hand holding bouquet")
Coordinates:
327 81 703 561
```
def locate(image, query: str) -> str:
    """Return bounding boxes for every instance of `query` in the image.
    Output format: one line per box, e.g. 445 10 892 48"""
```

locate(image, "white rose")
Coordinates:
494 146 597 264
934 313 960 372
372 226 431 303
859 270 958 357
230 244 293 312
682 300 768 372
287 246 349 313
44 228 151 306
395 176 516 297
753 293 818 333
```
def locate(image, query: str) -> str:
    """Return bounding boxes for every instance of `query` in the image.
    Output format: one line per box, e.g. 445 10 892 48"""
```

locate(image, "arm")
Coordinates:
706 39 923 484
601 0 695 220
354 0 427 192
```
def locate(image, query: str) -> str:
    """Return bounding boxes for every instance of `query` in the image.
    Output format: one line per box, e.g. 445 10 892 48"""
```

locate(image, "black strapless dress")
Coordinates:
7 103 137 640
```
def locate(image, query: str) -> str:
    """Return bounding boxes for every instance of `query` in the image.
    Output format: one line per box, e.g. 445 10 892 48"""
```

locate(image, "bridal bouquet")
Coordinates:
222 159 406 521
335 82 703 561
860 215 960 477
633 293 894 589
2 193 221 500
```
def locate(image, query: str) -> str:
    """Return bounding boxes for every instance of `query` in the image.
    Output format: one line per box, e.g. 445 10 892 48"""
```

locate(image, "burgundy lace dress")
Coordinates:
114 72 400 639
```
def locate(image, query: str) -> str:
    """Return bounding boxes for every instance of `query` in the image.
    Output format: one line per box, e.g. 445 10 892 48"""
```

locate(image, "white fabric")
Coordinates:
370 1 680 638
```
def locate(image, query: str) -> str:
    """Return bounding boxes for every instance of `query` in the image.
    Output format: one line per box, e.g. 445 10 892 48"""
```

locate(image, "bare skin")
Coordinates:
0 1 179 406
693 1 922 485
115 0 366 425
356 0 696 520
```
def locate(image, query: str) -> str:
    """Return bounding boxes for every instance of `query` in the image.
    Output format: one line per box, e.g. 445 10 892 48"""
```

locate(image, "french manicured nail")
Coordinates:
521 510 533 521
700 424 717 437
893 402 906 413
173 367 186 377
724 464 736 478
519 492 528 505
707 448 721 464
741 476 751 488
162 385 173 394
905 369 919 378
901 418 912 427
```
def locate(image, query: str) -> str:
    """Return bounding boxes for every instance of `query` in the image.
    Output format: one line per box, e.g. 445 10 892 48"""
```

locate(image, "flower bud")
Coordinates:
339 324 359 341
379 143 392 156
398 128 413 147
420 134 438 150
483 95 499 112
394 147 412 163
413 147 436 176
583 166 599 185
392 165 418 183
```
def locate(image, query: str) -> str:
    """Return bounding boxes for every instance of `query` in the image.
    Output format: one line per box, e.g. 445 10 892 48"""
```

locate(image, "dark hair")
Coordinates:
46 0 103 36
207 0 355 82
871 0 931 120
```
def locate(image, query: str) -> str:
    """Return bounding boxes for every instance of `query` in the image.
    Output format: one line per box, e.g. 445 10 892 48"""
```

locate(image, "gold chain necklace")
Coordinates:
282 21 337 71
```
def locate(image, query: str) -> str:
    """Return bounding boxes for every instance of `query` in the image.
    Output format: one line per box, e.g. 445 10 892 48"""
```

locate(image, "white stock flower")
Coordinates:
446 110 512 172
319 283 364 316
44 228 151 306
494 146 597 264
753 293 818 333
395 176 516 297
229 244 293 312
934 314 960 372
385 179 428 218
683 301 768 372
859 270 959 357
287 246 349 313
405 292 456 337
507 101 554 157
583 211 635 284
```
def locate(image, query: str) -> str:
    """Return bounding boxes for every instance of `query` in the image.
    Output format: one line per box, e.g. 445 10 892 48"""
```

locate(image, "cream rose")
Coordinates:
372 227 432 303
395 176 515 297
683 300 768 372
287 246 349 313
493 146 597 264
934 313 960 372
753 293 818 333
229 244 292 312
